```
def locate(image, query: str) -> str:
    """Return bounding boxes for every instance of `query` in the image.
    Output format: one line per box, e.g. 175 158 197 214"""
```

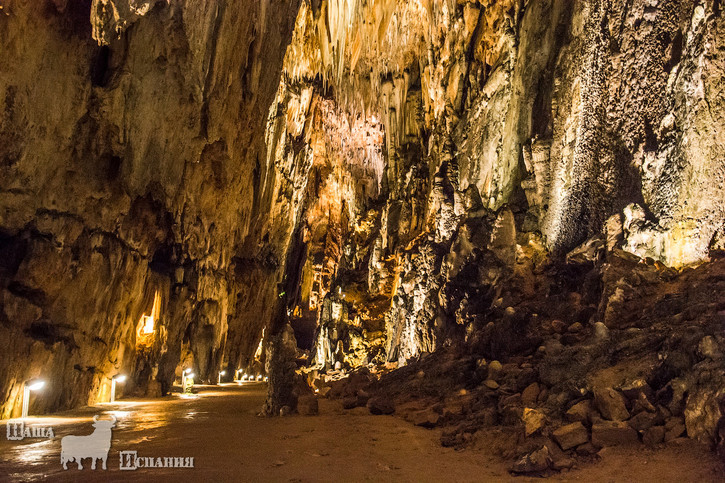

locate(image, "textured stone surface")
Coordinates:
592 421 640 447
553 422 589 450
0 0 301 417
1 3 725 465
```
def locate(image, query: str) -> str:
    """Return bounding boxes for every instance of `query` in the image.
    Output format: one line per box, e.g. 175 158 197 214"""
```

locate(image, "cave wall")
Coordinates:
0 0 300 417
0 0 723 421
276 0 724 367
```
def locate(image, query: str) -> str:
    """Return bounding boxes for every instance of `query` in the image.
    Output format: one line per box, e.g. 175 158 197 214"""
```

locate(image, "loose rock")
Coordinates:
594 387 630 421
553 422 589 450
591 421 639 447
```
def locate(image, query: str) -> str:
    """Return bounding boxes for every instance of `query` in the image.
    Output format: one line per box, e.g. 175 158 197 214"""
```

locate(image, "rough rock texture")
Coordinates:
0 0 301 416
1 4 724 473
275 0 725 383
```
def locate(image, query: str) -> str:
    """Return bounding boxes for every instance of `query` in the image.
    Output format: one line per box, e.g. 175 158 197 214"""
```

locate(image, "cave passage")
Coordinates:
0 0 724 480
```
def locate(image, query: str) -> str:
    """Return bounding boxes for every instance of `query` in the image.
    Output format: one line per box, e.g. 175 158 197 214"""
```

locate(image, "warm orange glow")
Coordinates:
136 291 161 345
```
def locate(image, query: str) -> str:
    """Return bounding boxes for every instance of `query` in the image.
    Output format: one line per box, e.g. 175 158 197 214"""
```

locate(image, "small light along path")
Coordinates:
0 384 722 482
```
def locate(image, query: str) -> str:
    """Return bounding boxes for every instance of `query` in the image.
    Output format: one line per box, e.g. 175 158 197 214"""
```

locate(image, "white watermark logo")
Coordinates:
119 451 195 470
5 413 195 471
5 420 55 441
60 415 116 470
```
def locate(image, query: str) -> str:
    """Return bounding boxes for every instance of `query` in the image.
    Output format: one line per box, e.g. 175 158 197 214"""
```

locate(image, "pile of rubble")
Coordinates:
301 250 725 475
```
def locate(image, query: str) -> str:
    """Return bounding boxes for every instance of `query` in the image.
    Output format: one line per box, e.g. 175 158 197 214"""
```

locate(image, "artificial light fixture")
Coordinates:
110 375 126 403
218 370 226 384
21 379 45 419
181 369 195 393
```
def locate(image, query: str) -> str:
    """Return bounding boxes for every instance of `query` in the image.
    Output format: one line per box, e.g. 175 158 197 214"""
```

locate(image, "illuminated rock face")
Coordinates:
281 0 725 368
0 0 300 417
0 0 724 422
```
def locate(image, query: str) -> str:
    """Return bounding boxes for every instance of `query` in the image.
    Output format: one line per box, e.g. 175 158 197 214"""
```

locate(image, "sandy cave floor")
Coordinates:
0 384 723 482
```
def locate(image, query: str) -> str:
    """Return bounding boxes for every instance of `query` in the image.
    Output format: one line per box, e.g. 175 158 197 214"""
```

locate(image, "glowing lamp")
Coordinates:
110 375 126 403
27 380 45 391
141 315 154 334
22 379 45 419
218 370 226 384
181 369 195 391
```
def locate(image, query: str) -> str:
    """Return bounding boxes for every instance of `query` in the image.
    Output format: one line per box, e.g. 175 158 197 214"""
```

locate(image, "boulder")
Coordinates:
522 408 546 436
487 360 503 380
521 382 540 405
642 426 666 446
552 422 589 450
510 446 552 474
551 320 567 334
566 400 594 424
567 322 583 333
627 410 661 431
575 442 600 455
664 417 686 441
594 387 630 421
593 322 610 340
367 397 395 415
483 379 500 389
591 421 639 447
411 409 440 428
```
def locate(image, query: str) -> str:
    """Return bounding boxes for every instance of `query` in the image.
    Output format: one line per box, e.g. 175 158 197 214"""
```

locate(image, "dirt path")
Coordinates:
0 384 722 482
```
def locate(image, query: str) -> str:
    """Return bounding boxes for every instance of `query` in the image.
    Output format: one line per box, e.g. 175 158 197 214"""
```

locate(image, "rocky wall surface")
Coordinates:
0 0 723 436
0 0 300 417
283 0 724 372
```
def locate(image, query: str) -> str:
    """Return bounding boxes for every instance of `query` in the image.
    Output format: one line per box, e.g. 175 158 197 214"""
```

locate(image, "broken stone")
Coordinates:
567 322 583 333
411 409 440 428
566 400 595 424
631 394 657 414
521 382 540 405
551 320 567 334
483 379 500 389
551 456 575 470
487 360 502 380
522 408 546 437
510 446 552 474
698 336 721 359
642 426 666 446
591 421 639 447
367 397 395 415
593 322 610 340
627 410 661 431
594 387 630 421
664 417 686 441
552 422 589 450
575 442 600 455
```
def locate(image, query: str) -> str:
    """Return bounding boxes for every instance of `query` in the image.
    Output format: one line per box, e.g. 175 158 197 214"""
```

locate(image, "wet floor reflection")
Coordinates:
0 383 268 480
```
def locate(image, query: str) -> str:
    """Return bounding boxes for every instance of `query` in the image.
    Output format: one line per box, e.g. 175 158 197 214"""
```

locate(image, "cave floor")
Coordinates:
0 384 722 482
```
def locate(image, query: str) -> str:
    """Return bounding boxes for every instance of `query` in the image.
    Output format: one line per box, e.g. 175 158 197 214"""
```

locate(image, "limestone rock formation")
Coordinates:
1 0 724 473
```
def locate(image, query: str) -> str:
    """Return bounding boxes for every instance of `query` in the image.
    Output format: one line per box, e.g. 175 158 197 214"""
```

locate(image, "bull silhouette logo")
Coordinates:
60 415 116 470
